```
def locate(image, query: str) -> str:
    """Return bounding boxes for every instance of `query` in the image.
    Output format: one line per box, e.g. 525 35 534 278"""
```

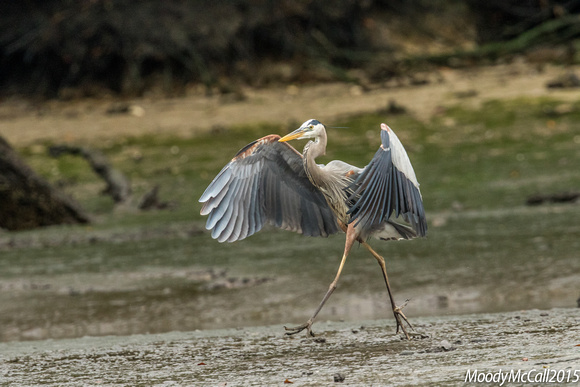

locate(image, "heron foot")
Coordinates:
284 319 315 337
393 299 414 340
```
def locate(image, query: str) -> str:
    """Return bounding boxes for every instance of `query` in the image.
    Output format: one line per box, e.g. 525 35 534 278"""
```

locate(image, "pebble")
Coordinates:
440 340 453 351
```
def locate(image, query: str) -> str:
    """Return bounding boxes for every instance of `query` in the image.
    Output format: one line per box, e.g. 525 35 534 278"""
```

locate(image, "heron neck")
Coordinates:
303 131 327 186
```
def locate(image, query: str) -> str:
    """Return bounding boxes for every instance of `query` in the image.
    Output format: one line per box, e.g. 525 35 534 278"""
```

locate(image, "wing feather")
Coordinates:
213 179 241 241
347 124 427 238
205 179 234 229
228 172 252 242
199 135 340 242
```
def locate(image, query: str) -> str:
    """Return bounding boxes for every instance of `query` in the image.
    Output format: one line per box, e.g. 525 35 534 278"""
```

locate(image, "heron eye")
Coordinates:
309 125 314 130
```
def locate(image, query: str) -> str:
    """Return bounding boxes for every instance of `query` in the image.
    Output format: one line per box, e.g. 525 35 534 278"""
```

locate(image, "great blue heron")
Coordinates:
199 119 427 339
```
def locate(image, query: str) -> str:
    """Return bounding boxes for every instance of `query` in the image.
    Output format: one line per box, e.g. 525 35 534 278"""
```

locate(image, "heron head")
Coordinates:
279 119 325 142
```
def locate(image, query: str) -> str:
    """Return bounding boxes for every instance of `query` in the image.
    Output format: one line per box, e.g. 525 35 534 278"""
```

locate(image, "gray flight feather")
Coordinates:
347 125 427 238
199 135 340 242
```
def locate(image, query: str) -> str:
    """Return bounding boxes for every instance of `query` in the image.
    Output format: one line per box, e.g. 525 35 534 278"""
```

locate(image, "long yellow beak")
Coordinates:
278 128 306 142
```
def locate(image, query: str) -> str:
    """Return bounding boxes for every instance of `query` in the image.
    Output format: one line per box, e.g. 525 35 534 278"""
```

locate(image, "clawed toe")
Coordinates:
393 299 414 339
284 320 315 337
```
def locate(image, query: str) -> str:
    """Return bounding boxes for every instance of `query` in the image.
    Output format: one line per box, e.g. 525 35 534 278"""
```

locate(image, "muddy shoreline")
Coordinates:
2 63 579 147
1 308 579 385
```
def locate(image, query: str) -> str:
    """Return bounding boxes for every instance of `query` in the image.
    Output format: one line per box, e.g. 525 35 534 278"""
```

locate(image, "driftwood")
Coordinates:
0 137 89 231
49 145 170 210
49 145 131 203
526 191 580 205
403 14 580 70
468 0 580 42
546 72 580 88
138 185 171 210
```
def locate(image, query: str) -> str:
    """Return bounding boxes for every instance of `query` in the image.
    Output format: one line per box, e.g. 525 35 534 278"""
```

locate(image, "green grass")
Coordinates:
18 96 580 224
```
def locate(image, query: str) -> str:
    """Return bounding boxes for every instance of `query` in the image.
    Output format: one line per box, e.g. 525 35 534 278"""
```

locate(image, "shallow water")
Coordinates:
1 202 578 342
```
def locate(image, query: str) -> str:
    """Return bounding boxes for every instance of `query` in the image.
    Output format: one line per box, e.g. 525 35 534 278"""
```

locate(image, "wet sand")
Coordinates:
1 308 578 385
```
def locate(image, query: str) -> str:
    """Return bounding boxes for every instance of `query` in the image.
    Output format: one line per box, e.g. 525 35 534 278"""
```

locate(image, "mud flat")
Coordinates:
1 308 578 386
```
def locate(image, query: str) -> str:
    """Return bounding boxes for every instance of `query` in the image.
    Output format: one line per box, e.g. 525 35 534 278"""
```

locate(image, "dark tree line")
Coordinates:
1 0 579 98
468 0 580 42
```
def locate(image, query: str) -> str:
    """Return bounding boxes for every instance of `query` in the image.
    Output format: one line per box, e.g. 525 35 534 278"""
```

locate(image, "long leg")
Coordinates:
285 224 357 337
362 241 413 340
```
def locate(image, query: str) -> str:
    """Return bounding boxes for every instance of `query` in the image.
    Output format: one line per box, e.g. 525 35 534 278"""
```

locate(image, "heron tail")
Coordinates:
375 221 417 241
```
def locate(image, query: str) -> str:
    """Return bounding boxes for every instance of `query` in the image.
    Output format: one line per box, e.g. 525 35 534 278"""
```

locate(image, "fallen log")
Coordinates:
49 145 131 203
526 191 580 205
49 145 172 210
0 137 89 231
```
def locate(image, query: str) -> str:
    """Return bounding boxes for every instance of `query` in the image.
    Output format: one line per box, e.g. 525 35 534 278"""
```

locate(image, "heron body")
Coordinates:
199 119 427 339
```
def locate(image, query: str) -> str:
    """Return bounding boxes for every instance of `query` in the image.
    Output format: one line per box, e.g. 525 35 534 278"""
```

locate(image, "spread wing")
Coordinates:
347 123 427 237
199 135 340 242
